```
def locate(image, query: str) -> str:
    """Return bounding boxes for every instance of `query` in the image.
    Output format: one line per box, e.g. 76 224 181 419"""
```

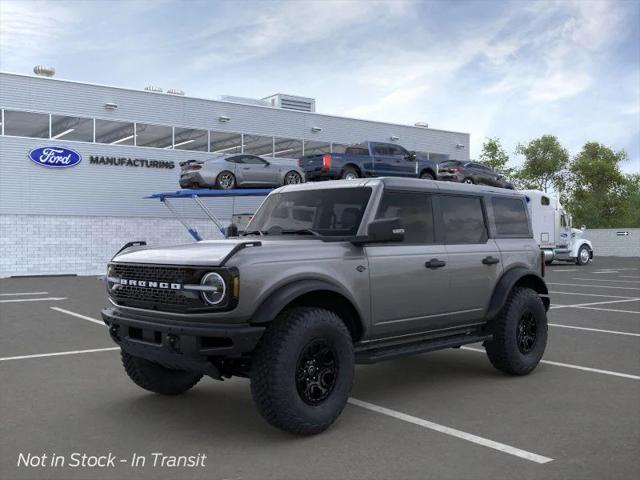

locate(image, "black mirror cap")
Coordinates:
225 223 239 238
363 217 405 243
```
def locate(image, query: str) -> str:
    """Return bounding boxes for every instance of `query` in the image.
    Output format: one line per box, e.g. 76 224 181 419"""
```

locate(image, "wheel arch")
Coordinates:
251 280 365 342
342 163 362 177
486 267 549 320
419 167 436 178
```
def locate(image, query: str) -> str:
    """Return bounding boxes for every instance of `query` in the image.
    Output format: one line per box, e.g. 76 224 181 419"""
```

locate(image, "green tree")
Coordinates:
566 142 631 228
515 135 569 193
479 137 514 178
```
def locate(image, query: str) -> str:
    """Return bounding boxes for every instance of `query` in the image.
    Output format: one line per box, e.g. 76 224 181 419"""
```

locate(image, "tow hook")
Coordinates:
109 325 120 342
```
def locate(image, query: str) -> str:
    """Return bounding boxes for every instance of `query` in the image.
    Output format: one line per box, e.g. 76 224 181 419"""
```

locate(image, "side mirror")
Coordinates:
406 151 417 161
581 225 586 231
225 223 239 238
362 217 405 243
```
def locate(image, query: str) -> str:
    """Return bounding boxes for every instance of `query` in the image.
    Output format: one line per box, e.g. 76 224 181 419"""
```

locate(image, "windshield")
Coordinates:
246 187 372 237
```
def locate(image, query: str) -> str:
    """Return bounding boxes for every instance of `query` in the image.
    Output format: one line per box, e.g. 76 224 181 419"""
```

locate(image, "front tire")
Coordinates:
216 171 236 189
250 307 354 435
463 177 474 184
576 245 591 265
284 170 303 185
121 351 202 395
485 287 547 376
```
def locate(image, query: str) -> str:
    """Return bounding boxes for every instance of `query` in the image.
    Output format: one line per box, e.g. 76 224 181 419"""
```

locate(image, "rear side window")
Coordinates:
345 147 369 156
376 192 435 244
492 197 530 237
440 195 488 244
541 196 550 206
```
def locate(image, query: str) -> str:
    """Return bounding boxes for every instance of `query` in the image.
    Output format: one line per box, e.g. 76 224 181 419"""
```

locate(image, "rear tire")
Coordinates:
250 307 354 435
216 171 236 189
121 351 202 395
463 177 474 184
420 171 435 180
485 287 547 376
341 167 359 180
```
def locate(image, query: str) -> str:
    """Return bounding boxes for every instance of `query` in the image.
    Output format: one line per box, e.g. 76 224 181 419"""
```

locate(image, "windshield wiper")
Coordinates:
280 228 321 237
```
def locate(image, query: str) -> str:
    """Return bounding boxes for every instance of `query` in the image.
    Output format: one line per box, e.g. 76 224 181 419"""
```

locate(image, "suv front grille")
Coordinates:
108 263 208 312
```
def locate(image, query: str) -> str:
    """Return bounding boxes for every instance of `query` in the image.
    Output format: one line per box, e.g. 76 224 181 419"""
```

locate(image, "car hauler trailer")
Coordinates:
522 190 593 265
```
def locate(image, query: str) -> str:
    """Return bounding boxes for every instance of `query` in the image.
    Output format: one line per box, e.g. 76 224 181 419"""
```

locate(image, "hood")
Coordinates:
112 239 251 266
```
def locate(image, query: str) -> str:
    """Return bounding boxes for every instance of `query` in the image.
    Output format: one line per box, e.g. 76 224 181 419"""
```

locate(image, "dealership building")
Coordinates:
0 70 470 277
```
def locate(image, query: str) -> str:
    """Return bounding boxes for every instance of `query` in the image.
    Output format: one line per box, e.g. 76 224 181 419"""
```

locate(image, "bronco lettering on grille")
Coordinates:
118 279 182 290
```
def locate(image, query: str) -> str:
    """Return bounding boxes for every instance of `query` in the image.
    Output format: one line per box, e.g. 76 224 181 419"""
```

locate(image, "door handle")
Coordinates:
425 258 446 269
482 256 500 265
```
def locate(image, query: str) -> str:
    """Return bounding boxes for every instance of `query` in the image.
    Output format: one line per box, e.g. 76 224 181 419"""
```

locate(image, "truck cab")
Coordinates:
522 190 594 265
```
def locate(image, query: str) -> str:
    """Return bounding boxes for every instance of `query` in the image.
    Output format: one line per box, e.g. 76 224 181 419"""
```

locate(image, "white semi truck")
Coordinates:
521 190 593 265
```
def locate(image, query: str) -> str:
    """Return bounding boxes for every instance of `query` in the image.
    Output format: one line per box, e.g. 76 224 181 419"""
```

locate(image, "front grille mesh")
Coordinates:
109 263 204 310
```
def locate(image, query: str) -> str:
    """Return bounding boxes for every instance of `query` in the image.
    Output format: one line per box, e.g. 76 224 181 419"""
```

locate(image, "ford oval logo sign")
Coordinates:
28 146 82 168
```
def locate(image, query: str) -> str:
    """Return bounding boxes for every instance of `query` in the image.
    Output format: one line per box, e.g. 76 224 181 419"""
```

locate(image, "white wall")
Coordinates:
586 228 640 257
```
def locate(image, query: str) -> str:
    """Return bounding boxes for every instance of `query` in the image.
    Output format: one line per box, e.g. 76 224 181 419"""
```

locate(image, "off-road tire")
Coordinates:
420 171 435 180
121 351 202 395
576 245 591 266
250 307 354 435
341 167 359 180
485 287 547 376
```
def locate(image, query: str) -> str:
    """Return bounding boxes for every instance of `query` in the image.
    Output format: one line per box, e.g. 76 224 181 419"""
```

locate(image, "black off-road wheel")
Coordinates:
121 351 202 395
485 287 547 375
250 307 354 435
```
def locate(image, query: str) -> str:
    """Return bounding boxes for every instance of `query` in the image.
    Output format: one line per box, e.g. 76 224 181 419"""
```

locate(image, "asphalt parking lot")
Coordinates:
1 257 639 480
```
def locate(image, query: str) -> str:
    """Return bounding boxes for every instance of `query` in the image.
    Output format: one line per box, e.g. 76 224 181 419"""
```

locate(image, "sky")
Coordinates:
1 0 638 173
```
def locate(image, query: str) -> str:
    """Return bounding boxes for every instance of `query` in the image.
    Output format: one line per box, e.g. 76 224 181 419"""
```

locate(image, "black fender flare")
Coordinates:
486 267 549 320
250 279 361 325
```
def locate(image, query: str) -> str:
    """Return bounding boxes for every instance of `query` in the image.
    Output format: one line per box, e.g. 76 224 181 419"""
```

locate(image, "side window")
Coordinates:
441 195 488 244
225 156 243 164
372 144 390 156
242 155 267 165
492 197 530 237
541 196 550 206
388 145 409 157
376 192 435 244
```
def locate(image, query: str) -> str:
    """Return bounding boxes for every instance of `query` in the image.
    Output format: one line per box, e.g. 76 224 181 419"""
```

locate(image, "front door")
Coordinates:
366 190 451 338
437 194 502 326
239 155 278 185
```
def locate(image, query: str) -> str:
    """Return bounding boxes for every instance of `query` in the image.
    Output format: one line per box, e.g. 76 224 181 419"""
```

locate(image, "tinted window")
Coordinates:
439 160 462 168
388 145 408 157
242 155 266 165
492 197 530 237
541 196 550 206
174 127 208 151
345 147 369 156
372 144 392 155
95 119 134 145
51 115 93 142
135 123 172 148
248 188 372 237
225 156 244 164
4 110 49 138
441 195 488 244
376 192 435 244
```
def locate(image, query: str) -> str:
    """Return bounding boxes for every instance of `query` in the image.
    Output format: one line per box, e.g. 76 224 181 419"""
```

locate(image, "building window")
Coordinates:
50 115 93 142
273 137 303 158
135 123 172 148
303 140 330 156
3 110 49 138
210 131 242 154
95 119 135 145
243 134 274 156
173 127 208 151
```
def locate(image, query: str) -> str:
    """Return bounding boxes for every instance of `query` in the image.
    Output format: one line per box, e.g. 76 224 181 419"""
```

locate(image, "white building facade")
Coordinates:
0 72 470 277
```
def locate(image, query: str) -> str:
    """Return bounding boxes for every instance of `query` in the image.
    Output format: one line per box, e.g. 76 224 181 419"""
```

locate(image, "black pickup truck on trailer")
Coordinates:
298 141 440 181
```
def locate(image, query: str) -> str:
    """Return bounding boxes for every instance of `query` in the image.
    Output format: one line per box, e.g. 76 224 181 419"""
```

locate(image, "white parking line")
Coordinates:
0 297 67 303
348 398 553 464
549 323 640 337
549 269 579 272
547 282 640 291
0 347 119 362
0 291 49 296
571 306 640 315
572 278 640 284
461 347 640 380
550 298 640 309
51 307 105 326
621 276 640 279
550 291 636 299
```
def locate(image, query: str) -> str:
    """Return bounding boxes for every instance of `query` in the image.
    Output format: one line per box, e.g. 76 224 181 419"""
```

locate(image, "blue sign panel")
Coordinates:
28 146 82 168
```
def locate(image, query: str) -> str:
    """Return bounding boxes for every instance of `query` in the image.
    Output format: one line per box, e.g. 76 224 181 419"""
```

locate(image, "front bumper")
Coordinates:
101 307 265 376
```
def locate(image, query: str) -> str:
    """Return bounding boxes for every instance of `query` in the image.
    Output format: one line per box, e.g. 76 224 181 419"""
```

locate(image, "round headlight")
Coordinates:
200 272 226 305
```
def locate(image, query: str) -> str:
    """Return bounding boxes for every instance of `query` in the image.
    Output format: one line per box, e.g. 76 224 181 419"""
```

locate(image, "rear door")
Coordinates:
438 194 502 325
366 190 451 338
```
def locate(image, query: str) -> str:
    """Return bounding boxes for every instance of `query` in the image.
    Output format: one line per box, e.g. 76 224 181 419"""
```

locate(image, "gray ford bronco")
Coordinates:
102 178 550 435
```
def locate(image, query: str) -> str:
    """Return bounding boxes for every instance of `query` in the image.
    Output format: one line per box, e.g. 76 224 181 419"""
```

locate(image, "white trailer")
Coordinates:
521 190 593 265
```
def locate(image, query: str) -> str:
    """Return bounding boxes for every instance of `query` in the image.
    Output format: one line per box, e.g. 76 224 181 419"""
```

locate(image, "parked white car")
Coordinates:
522 190 593 265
